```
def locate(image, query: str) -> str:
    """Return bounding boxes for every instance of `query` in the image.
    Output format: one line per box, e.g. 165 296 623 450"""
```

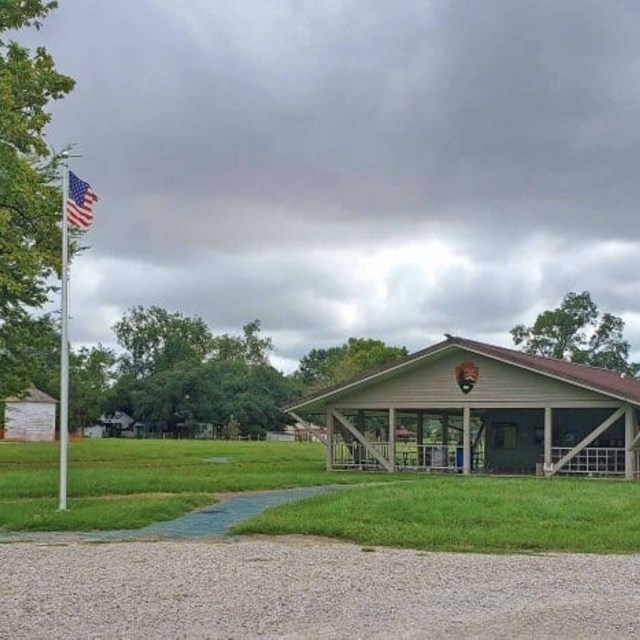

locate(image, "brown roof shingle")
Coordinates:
451 336 640 405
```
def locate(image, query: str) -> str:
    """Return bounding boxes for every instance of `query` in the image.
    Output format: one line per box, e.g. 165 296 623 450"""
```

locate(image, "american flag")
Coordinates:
67 171 98 229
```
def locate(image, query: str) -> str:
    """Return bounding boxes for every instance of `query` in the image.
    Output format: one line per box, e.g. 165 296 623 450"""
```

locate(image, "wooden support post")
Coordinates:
417 411 424 466
625 405 636 480
630 429 640 451
389 407 396 472
463 406 471 475
326 409 334 470
417 411 424 444
544 407 553 476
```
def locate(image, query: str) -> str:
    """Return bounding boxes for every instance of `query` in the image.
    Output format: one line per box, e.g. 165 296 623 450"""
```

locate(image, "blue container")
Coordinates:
456 447 473 471
456 446 464 470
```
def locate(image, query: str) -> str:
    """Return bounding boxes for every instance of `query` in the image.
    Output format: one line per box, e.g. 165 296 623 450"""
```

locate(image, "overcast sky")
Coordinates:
20 0 640 372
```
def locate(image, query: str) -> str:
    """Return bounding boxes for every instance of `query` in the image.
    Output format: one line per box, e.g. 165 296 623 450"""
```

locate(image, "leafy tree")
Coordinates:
0 311 57 400
223 414 241 439
108 312 292 434
113 306 214 378
333 338 408 382
68 346 116 429
10 313 115 429
0 1 75 397
511 291 639 375
294 338 408 391
212 319 273 366
295 346 346 388
112 358 296 436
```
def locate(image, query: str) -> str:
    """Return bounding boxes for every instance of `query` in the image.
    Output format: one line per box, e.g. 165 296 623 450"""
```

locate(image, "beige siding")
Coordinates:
335 352 613 408
5 402 56 441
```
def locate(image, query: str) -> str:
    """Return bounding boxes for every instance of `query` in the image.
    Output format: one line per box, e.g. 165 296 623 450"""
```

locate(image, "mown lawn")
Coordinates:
0 439 394 531
4 440 640 553
232 476 640 554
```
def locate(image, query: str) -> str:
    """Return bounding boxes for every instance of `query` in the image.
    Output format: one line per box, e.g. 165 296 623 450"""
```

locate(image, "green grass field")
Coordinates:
0 439 388 531
2 439 640 553
234 475 640 553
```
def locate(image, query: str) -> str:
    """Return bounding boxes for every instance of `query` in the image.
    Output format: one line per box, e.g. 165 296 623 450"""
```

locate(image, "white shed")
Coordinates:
266 431 296 442
4 387 57 442
83 424 106 439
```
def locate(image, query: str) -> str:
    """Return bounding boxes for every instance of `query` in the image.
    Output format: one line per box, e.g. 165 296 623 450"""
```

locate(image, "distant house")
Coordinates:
3 387 57 442
99 412 135 437
82 424 106 439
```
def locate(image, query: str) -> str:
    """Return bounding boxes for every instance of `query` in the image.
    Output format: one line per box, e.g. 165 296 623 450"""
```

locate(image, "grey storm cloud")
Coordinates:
21 0 640 367
40 1 640 246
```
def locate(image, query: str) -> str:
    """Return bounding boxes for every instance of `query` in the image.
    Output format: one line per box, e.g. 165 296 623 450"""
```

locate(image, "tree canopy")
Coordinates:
295 337 408 391
113 307 274 379
0 0 74 397
12 313 116 429
108 308 291 437
511 291 639 375
113 306 214 378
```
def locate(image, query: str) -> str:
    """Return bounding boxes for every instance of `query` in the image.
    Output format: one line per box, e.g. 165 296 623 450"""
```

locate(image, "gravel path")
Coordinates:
2 536 640 639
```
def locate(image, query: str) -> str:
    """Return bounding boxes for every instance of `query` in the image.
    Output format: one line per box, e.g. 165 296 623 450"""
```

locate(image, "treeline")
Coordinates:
17 306 408 437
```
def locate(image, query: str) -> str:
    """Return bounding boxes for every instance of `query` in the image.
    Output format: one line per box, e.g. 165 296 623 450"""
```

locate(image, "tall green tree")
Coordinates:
511 291 639 375
68 345 116 429
212 319 273 366
109 355 295 436
2 312 57 399
294 337 408 391
109 310 289 434
14 314 116 429
0 1 75 397
295 345 346 388
113 306 214 378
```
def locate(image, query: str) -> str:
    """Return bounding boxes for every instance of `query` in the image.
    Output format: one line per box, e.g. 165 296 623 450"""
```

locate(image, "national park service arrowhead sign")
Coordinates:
455 361 479 394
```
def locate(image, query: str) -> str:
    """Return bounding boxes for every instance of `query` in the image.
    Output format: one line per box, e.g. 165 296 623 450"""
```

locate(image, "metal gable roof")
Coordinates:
285 336 640 412
5 386 58 404
452 336 640 405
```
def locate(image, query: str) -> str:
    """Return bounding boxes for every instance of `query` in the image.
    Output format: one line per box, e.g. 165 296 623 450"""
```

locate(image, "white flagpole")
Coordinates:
59 154 70 511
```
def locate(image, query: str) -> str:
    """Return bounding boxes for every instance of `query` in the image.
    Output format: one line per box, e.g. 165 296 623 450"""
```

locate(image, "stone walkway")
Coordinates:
0 485 342 543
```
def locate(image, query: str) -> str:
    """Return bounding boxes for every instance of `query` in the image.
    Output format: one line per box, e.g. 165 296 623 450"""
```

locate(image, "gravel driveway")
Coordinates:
2 536 639 639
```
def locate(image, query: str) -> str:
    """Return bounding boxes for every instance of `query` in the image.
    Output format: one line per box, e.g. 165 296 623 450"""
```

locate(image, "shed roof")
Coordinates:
285 336 640 412
6 386 57 404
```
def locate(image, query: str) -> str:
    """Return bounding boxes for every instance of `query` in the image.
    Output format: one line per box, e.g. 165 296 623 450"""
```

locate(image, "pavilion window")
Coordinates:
492 423 517 449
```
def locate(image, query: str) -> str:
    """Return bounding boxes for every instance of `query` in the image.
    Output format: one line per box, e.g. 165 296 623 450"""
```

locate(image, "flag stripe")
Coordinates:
66 171 98 230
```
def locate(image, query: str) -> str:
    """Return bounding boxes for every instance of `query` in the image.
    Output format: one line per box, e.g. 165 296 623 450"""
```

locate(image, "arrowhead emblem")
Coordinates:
455 361 479 394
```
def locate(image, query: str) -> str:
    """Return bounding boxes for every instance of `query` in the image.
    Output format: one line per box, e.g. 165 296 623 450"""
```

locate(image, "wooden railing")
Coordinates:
332 442 465 471
333 442 390 468
551 446 625 475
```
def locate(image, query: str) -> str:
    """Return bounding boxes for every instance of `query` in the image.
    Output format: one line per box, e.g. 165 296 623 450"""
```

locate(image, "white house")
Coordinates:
3 387 57 442
82 424 106 438
99 411 135 437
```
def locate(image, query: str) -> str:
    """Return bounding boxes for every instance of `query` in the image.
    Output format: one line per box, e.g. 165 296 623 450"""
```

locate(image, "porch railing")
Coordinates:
551 446 625 475
333 441 390 468
332 442 471 471
399 445 452 469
